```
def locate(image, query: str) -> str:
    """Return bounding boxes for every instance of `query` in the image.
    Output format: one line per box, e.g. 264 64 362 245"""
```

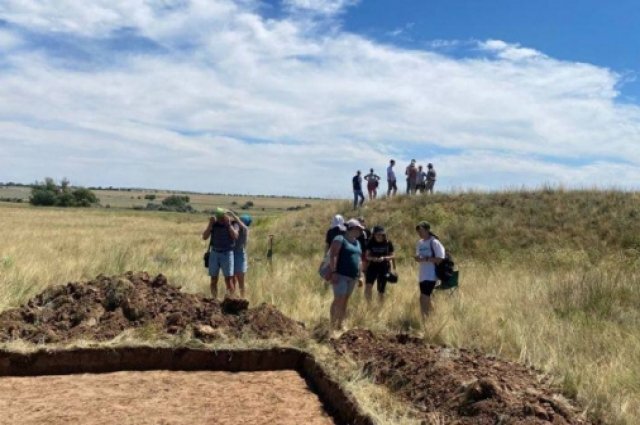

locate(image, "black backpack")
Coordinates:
430 237 455 284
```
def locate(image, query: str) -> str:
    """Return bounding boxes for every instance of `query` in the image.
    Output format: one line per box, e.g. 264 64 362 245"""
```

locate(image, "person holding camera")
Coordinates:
202 209 239 299
228 211 251 298
364 225 396 302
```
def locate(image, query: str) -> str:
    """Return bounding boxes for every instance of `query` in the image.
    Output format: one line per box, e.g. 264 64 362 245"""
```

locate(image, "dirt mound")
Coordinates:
332 330 593 425
0 272 305 344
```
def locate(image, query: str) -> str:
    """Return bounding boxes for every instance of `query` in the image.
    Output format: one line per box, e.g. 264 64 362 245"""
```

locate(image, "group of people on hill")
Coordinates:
324 214 445 330
352 159 437 209
202 208 252 299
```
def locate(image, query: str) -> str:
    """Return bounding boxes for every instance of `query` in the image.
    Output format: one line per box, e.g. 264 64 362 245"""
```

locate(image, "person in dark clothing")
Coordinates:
365 226 396 302
352 170 365 210
325 214 346 251
202 209 240 299
355 216 371 286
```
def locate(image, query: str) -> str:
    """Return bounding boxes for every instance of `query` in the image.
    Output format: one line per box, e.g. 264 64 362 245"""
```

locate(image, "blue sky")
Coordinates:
342 0 639 99
0 0 639 197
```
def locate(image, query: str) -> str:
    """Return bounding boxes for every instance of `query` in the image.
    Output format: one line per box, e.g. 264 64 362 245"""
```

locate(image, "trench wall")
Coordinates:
0 347 373 425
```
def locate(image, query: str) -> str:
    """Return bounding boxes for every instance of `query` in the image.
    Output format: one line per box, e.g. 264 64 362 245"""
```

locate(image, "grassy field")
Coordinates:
0 185 327 216
1 190 639 424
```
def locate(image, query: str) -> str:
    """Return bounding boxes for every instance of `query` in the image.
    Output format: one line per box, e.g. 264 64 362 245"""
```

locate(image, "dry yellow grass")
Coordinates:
1 190 639 425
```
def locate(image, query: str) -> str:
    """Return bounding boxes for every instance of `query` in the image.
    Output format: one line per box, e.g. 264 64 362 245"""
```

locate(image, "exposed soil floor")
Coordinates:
333 330 593 425
0 370 335 425
0 272 305 344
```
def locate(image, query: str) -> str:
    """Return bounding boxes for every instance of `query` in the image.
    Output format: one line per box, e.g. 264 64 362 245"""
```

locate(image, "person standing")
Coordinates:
356 216 372 287
328 219 364 331
365 225 396 302
426 163 437 194
352 170 365 210
325 214 346 251
416 165 427 194
364 169 381 200
386 159 397 197
202 209 240 299
229 211 251 298
405 159 417 195
414 221 445 318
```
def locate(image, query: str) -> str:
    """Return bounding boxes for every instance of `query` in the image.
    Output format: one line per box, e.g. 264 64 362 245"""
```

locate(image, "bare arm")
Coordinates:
228 211 248 231
202 217 215 240
228 222 240 240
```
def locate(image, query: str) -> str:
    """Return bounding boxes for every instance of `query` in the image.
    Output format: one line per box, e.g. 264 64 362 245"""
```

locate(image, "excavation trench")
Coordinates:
0 347 373 425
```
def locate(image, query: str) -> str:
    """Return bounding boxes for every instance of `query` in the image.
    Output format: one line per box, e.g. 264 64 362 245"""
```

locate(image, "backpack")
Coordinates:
318 236 346 282
430 237 455 284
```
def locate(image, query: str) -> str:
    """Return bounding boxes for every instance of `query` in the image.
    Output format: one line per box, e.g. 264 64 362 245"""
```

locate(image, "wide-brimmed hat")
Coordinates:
330 214 346 230
345 218 365 230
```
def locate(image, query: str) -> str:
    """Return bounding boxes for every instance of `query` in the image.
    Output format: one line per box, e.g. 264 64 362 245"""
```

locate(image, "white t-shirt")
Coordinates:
416 237 445 282
387 165 396 181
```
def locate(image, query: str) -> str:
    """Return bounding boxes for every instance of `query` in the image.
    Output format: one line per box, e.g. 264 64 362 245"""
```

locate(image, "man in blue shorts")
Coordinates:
202 209 239 299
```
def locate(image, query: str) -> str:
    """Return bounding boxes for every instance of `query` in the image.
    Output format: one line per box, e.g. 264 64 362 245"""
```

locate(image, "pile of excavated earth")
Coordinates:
333 331 593 425
0 272 305 344
0 273 593 424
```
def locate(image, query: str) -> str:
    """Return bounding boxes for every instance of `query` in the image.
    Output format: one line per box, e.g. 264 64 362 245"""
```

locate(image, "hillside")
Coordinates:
256 189 640 262
251 189 640 425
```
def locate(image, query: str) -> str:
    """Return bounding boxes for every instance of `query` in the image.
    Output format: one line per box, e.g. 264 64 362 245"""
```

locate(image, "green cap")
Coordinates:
214 207 226 218
416 221 431 231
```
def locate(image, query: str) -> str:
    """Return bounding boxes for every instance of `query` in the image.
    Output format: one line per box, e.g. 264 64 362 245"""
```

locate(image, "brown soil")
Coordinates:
0 370 335 425
0 272 305 344
332 330 593 425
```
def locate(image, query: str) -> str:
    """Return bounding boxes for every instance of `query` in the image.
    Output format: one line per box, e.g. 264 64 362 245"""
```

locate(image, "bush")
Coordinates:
30 188 57 206
29 178 98 207
161 195 190 207
144 194 156 200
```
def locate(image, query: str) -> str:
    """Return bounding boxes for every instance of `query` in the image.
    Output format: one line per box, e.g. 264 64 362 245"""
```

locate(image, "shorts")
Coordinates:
233 249 247 274
208 250 234 278
332 274 357 297
366 265 389 294
419 280 437 296
426 180 435 191
387 180 397 191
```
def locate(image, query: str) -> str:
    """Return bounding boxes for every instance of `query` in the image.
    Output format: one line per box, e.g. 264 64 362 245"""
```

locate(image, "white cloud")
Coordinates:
0 28 22 50
282 0 359 16
0 1 639 196
478 39 544 61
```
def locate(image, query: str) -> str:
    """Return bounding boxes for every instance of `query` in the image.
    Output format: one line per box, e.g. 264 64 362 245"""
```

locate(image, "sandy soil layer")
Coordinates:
0 370 335 425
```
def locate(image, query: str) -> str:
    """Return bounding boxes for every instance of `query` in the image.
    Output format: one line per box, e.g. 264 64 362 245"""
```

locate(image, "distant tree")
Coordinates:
30 188 57 206
29 178 98 207
144 194 156 200
161 195 189 208
72 188 98 207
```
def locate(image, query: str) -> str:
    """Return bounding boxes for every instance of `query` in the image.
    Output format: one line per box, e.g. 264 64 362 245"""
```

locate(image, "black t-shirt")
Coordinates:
325 227 346 246
352 175 362 191
357 229 372 251
366 239 394 258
